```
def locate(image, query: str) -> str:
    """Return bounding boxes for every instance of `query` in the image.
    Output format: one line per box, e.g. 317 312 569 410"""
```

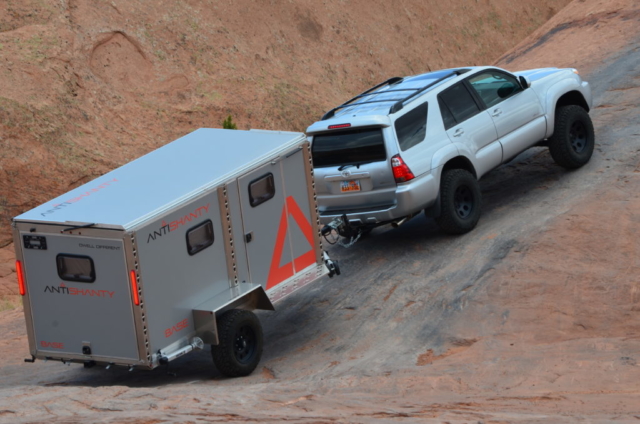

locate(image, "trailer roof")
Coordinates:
15 128 306 229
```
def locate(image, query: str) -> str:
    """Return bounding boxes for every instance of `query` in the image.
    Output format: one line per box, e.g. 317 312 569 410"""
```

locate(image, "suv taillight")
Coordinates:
391 154 415 183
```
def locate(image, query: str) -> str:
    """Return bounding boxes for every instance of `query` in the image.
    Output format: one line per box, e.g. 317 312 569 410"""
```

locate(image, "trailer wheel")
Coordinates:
211 309 263 377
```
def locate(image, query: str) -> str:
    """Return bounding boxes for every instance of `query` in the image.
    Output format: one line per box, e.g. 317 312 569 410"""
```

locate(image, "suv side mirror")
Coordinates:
519 75 531 90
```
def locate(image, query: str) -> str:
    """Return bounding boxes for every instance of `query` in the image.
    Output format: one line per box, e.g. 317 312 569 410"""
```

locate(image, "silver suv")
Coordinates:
307 66 594 235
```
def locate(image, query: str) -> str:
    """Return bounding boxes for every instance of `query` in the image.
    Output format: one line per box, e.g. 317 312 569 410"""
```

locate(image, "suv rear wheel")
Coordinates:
548 105 595 169
434 169 481 234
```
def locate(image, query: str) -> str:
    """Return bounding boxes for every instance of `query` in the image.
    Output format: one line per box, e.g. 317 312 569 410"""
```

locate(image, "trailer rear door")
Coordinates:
21 232 139 361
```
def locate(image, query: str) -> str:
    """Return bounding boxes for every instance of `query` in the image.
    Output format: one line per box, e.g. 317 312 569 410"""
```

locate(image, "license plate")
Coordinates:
340 180 361 192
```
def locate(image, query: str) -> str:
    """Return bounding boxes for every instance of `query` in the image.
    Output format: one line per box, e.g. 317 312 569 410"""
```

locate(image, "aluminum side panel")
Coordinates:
223 180 250 285
281 148 322 267
20 233 138 360
135 192 229 354
12 225 36 357
237 160 293 290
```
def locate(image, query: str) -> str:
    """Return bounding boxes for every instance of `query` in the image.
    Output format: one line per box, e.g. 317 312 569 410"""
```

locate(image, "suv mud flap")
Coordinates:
424 192 442 218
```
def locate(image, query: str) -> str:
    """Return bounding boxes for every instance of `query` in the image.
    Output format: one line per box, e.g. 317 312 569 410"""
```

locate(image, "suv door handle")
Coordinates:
453 128 464 137
491 109 503 117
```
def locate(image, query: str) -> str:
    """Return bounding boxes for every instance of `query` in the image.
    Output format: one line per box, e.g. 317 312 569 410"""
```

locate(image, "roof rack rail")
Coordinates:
321 77 403 120
321 71 463 121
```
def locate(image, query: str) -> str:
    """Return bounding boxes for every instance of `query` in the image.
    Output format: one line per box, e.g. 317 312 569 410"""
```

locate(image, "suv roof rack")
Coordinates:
321 70 466 121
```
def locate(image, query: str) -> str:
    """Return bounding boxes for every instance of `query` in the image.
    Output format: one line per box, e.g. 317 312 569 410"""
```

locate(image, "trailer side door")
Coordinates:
238 149 319 291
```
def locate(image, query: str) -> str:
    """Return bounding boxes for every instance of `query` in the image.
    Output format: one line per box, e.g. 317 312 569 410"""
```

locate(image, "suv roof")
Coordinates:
320 67 474 121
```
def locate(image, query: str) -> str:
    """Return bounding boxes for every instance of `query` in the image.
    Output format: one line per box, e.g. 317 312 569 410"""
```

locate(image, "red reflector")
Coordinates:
391 154 415 183
328 123 351 129
16 260 26 296
129 270 140 306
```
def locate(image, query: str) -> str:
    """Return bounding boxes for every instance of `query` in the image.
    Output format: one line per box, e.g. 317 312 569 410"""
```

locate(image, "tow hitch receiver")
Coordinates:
321 214 367 248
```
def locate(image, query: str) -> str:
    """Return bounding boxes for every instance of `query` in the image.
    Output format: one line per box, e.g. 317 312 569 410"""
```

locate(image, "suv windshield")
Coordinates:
311 128 386 168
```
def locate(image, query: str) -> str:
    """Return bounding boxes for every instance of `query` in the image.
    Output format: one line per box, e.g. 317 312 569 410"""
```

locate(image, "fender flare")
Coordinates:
426 145 477 218
544 79 583 138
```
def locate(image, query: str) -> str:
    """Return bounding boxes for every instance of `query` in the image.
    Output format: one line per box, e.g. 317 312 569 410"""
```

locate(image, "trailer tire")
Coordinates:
211 309 263 377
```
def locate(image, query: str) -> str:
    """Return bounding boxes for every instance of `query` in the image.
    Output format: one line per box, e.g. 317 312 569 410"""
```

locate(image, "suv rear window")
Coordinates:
311 128 386 168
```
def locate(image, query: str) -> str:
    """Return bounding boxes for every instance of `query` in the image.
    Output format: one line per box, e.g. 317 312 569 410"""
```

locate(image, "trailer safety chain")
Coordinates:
338 232 361 248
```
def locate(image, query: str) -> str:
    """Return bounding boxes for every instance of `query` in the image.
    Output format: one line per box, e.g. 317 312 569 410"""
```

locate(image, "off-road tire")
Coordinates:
211 309 263 377
434 169 481 235
548 105 595 169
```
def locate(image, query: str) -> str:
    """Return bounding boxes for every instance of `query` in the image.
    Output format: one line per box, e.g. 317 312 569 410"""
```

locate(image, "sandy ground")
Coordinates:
1 0 640 422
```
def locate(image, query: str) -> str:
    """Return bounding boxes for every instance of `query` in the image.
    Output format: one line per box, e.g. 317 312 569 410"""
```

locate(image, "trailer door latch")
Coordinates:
245 232 253 243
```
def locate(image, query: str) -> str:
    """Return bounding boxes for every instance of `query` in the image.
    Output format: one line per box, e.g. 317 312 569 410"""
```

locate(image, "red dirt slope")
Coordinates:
0 0 570 249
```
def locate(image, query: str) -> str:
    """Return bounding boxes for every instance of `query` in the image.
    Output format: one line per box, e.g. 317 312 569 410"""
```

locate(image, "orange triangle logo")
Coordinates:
266 196 316 290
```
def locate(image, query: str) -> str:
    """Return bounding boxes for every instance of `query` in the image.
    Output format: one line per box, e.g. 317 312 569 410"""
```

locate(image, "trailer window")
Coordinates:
249 173 275 207
56 254 96 283
186 220 214 256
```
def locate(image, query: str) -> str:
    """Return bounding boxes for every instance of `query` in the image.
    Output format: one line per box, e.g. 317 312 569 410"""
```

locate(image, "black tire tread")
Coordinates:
211 309 263 377
434 169 481 235
548 105 595 169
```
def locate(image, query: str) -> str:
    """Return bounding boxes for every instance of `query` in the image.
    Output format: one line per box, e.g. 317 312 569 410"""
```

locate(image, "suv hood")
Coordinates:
514 67 568 83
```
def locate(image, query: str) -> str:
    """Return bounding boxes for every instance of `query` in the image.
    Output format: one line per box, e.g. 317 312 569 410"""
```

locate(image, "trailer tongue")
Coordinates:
13 128 339 377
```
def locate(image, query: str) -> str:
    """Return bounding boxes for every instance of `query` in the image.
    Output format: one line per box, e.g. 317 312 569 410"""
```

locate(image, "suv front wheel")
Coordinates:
548 105 595 169
434 169 481 235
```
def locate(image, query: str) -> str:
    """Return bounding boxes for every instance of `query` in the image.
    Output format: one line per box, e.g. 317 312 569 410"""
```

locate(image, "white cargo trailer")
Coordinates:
12 128 339 377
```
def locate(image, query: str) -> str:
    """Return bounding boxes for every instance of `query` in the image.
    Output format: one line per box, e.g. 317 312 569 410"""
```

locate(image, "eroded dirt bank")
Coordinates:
0 0 570 251
1 0 640 423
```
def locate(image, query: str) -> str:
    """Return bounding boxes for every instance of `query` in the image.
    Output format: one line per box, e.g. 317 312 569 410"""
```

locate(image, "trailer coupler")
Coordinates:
158 337 204 365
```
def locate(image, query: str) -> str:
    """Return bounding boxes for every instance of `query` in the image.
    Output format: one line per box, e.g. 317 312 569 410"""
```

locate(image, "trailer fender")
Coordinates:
192 284 274 345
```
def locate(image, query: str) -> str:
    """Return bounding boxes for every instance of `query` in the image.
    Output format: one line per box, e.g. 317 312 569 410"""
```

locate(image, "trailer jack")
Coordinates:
24 355 35 363
323 251 340 278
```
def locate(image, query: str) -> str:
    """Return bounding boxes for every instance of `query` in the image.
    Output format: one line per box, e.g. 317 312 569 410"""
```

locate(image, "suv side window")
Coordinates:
438 83 481 127
438 97 456 131
468 71 522 108
395 102 428 151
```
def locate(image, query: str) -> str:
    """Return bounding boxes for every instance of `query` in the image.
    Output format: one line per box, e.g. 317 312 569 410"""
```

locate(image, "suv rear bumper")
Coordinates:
318 171 439 225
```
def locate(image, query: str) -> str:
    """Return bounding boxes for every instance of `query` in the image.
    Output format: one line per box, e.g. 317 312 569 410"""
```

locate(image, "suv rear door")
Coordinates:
311 127 396 214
